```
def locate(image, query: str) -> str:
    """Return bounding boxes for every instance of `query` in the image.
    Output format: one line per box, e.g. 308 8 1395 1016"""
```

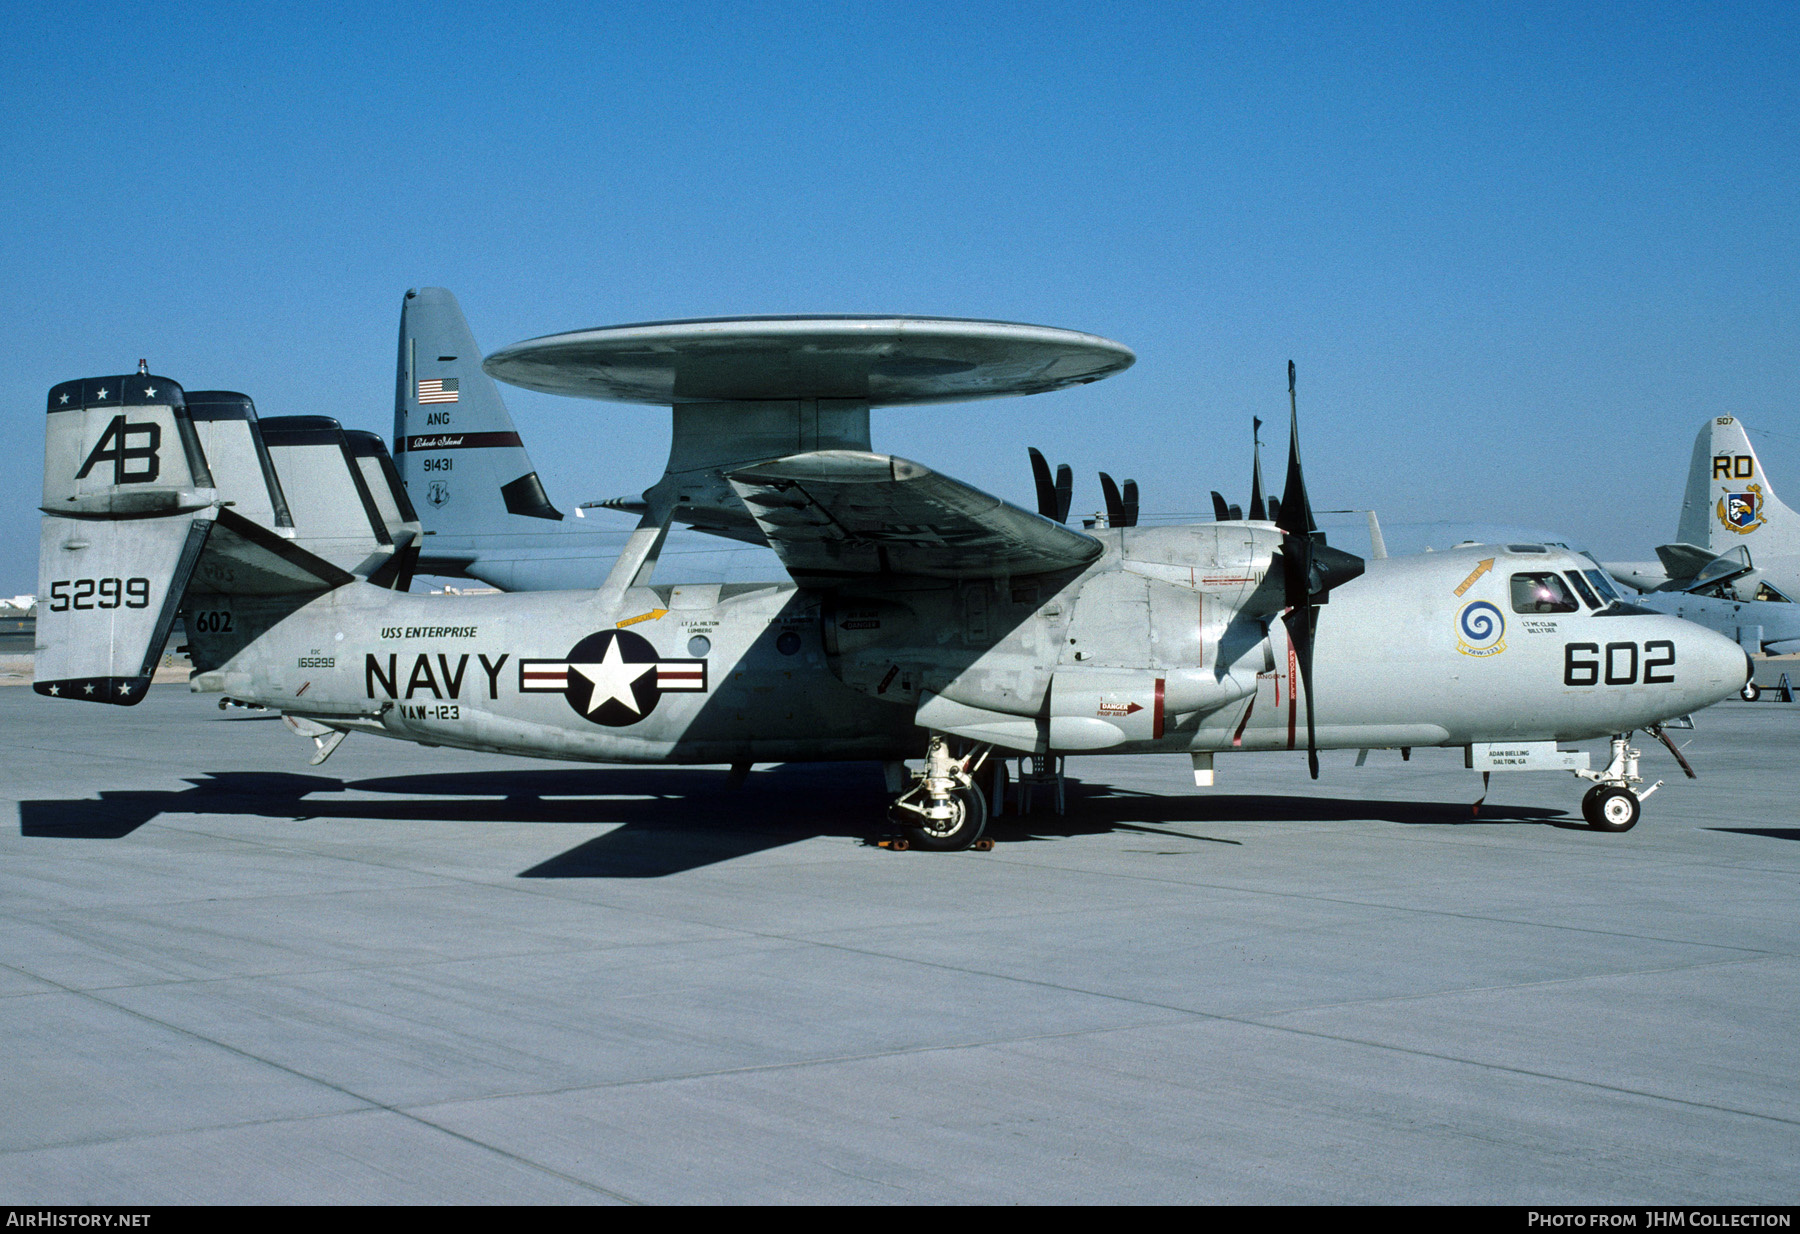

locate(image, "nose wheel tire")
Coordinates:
1741 681 1762 702
1582 785 1641 832
895 783 988 851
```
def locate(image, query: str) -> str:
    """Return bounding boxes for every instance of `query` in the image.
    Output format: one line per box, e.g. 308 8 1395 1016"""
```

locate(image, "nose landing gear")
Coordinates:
1574 733 1661 832
889 736 993 850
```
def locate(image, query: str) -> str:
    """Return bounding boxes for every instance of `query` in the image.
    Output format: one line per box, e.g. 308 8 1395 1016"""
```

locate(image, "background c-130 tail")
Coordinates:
35 373 415 704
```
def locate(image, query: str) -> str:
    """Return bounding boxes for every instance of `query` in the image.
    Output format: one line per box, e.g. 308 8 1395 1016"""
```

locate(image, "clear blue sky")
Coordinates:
3 1 1795 593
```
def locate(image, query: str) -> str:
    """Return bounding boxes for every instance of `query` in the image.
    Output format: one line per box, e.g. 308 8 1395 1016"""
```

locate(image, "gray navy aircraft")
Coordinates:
35 303 1752 843
1604 415 1800 666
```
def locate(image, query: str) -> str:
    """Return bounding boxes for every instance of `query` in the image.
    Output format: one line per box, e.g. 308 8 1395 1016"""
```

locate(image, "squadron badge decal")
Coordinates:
1455 600 1507 658
519 629 708 726
1718 485 1767 534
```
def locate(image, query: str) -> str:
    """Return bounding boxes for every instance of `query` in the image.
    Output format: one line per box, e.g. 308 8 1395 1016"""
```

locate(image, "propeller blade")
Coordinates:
1122 479 1139 528
1281 602 1321 780
1099 472 1124 527
1028 448 1058 521
1211 491 1231 522
1276 361 1325 779
1230 503 1243 520
1054 464 1072 524
1265 495 1280 524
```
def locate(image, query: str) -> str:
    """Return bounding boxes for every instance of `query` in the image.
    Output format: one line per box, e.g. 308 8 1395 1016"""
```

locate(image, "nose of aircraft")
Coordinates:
1678 620 1755 711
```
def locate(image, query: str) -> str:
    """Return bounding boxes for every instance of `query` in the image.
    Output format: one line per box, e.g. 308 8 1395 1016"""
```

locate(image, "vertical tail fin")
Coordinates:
344 430 422 589
394 288 562 572
36 375 216 703
260 415 404 578
1676 416 1800 577
185 391 295 533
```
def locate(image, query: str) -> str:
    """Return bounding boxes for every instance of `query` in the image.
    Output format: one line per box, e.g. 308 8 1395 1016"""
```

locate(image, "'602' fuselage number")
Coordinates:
1564 640 1675 686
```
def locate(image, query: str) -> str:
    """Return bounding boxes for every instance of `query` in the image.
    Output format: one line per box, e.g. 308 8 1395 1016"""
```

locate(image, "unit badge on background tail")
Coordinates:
1720 485 1767 534
520 629 708 726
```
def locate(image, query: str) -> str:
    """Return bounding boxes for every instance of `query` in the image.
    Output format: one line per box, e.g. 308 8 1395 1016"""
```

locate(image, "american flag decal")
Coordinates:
417 378 460 404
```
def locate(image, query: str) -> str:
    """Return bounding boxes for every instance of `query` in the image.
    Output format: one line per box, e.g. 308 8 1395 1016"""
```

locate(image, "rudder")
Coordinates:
36 375 216 704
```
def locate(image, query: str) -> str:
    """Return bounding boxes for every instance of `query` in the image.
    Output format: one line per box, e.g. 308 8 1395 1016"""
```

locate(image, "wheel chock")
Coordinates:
972 838 995 851
877 837 910 851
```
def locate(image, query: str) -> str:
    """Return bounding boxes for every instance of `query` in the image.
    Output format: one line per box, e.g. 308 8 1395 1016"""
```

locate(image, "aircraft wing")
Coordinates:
727 450 1101 583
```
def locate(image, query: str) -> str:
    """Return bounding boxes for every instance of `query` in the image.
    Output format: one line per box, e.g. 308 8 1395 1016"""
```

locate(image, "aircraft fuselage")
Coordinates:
186 533 1747 766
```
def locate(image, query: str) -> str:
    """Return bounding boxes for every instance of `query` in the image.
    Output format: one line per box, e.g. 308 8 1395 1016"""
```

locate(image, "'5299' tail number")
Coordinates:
47 577 151 611
1564 640 1674 687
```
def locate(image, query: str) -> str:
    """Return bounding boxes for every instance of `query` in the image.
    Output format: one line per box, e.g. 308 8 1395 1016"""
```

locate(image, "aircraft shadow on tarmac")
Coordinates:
17 764 1578 877
1707 827 1800 842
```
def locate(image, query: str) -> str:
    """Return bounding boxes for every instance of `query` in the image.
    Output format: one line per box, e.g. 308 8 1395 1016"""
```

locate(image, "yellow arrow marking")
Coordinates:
1453 559 1494 597
616 608 669 629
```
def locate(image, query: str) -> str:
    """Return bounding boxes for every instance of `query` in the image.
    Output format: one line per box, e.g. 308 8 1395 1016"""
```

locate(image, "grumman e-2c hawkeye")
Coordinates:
35 313 1750 845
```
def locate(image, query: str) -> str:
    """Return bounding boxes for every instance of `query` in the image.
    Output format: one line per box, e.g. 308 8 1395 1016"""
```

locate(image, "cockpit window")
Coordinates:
1563 571 1602 609
1510 572 1579 614
1583 569 1623 604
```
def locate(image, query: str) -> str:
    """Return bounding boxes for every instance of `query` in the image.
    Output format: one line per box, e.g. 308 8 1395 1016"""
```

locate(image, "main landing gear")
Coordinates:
889 736 994 850
1574 733 1661 832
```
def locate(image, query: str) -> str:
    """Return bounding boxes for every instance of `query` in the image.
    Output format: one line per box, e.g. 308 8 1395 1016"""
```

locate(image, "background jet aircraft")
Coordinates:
1607 415 1800 601
35 314 1749 847
1603 415 1800 659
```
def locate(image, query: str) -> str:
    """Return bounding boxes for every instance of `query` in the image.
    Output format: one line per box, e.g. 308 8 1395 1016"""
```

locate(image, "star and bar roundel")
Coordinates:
519 629 708 726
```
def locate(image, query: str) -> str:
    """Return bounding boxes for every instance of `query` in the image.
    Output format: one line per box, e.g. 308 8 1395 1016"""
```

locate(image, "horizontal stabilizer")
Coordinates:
189 506 356 596
1654 542 1717 582
727 450 1101 583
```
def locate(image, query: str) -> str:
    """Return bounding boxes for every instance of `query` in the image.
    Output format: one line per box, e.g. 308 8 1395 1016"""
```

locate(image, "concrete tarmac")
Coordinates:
2 684 1795 1204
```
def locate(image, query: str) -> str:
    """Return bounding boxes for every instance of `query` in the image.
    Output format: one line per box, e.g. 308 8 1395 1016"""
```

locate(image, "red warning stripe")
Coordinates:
1231 693 1256 748
1287 643 1298 750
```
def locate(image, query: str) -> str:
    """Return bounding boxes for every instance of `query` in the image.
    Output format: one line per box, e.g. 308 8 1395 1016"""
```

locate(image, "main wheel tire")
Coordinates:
1584 785 1641 832
1742 680 1762 702
899 782 989 851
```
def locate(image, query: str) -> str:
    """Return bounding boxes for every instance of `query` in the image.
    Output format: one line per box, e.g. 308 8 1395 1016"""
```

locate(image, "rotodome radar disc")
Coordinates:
481 315 1135 406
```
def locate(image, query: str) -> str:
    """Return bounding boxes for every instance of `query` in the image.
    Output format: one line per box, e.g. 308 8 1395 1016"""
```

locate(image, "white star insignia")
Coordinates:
569 639 654 715
95 387 108 399
48 684 60 695
58 392 69 405
142 385 156 398
118 682 132 695
83 682 94 694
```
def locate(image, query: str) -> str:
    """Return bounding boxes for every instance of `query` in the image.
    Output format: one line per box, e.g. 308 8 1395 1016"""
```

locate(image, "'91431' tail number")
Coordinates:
1564 640 1674 686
